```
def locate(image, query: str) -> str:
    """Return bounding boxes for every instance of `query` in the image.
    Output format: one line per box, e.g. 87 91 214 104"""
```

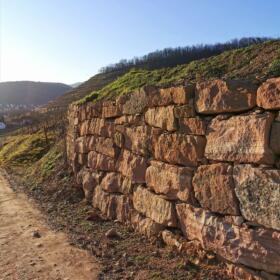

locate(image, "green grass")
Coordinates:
268 58 280 76
0 132 55 166
0 130 66 189
76 40 280 105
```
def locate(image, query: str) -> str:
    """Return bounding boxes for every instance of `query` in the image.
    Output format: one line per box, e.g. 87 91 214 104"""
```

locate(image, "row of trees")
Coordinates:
100 37 273 73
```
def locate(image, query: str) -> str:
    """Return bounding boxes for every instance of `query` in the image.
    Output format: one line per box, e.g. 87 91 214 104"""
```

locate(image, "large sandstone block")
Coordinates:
146 160 194 202
78 168 102 202
179 117 207 135
118 86 155 115
100 172 123 193
76 153 87 166
130 210 164 238
93 185 131 222
174 104 196 118
233 164 280 231
133 186 177 227
169 85 195 105
257 78 280 110
150 85 194 106
79 118 115 137
154 133 206 166
114 114 143 125
193 163 240 215
122 125 151 156
176 204 280 274
195 79 257 114
117 150 147 183
205 113 274 164
119 86 194 112
88 118 115 137
100 172 133 194
94 136 120 158
75 136 91 154
88 151 115 171
79 120 90 136
78 102 102 120
89 101 103 118
145 106 177 132
101 100 122 118
270 122 280 154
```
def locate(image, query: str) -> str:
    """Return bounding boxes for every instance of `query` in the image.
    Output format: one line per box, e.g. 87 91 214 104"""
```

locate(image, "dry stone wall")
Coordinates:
67 77 280 279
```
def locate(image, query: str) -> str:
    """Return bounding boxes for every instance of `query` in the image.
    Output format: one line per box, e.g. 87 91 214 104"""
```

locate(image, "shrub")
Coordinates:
268 59 280 76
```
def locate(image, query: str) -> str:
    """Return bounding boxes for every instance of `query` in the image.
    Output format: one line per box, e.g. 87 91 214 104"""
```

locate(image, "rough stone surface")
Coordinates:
113 131 124 148
88 151 115 172
195 79 257 114
81 170 101 202
75 137 91 154
93 185 131 222
171 85 195 104
133 186 177 227
154 133 206 166
257 78 280 110
130 210 164 238
174 104 196 118
179 117 207 135
270 122 280 154
114 114 143 125
76 153 87 166
145 106 177 131
87 118 115 138
94 137 119 158
100 172 123 193
233 164 280 231
102 100 122 118
176 204 280 274
122 125 151 156
120 87 154 115
146 160 194 202
193 163 240 215
99 173 132 194
205 113 274 164
117 150 147 183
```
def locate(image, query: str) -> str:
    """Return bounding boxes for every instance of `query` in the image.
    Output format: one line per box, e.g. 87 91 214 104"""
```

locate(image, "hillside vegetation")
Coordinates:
0 81 71 106
100 37 271 73
46 38 277 110
78 40 280 104
44 69 127 111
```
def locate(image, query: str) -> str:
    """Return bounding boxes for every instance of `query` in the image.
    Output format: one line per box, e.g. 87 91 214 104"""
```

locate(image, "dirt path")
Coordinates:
0 172 100 280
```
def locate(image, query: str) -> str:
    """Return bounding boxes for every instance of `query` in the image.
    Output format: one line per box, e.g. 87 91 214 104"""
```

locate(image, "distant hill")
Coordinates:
0 81 72 106
69 82 83 88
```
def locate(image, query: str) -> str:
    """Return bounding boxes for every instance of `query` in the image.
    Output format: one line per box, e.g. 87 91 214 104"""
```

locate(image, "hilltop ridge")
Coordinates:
47 39 280 110
0 81 71 106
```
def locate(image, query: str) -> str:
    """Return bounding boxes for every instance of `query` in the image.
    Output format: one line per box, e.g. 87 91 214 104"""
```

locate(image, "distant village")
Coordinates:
0 104 36 113
0 104 38 130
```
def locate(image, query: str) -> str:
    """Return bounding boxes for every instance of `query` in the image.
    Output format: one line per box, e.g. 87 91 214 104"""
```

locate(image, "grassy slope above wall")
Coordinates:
77 40 280 104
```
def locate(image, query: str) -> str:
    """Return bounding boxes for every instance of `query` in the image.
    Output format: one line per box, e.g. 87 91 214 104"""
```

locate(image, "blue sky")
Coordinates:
0 0 280 84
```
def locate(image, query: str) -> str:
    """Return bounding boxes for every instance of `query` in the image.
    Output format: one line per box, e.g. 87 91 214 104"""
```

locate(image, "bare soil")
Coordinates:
0 171 100 280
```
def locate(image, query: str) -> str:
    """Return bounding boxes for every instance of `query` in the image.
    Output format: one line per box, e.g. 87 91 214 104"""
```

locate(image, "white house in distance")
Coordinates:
0 122 6 129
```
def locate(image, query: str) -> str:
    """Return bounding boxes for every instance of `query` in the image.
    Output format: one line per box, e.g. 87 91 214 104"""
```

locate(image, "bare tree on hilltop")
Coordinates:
99 37 274 73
